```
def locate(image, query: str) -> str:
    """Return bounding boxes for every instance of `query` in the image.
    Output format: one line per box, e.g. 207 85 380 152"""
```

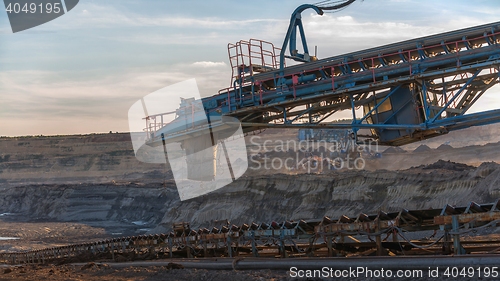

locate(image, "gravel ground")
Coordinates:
0 263 495 281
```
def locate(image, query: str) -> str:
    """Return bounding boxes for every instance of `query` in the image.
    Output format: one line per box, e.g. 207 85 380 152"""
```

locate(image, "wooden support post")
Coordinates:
376 235 383 256
452 216 466 255
235 239 239 257
279 231 286 258
326 236 333 257
443 229 451 254
376 218 383 256
307 236 316 257
168 238 173 258
280 242 287 258
227 236 233 258
203 239 208 258
251 232 259 257
215 239 218 256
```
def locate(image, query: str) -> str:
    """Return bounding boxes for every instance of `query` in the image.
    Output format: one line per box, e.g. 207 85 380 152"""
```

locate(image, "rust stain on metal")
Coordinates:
434 211 500 225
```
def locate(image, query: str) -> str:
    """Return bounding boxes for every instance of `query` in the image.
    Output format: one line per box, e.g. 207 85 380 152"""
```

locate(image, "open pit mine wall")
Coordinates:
0 134 162 187
0 162 499 233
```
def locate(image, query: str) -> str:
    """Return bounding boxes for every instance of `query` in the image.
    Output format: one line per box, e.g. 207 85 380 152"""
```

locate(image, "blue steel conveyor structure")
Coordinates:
145 1 500 147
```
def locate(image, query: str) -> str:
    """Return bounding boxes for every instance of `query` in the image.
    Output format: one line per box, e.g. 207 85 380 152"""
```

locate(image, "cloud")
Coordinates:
45 2 284 31
0 60 233 136
192 61 227 68
2 0 499 136
304 13 440 53
135 17 282 29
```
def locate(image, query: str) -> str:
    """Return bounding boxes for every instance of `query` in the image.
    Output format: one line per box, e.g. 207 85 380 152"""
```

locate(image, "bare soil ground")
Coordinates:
0 262 492 281
0 264 290 281
0 220 109 252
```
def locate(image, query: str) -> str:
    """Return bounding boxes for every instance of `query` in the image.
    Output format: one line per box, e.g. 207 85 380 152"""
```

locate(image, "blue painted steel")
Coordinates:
280 4 323 68
429 70 481 123
358 85 402 124
201 47 500 118
147 5 500 147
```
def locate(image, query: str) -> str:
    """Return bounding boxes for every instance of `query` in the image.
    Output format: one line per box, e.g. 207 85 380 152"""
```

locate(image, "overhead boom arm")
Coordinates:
279 0 358 69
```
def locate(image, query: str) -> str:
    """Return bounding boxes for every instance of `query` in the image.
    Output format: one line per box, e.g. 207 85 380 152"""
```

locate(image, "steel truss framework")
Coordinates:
146 20 500 147
3 201 500 264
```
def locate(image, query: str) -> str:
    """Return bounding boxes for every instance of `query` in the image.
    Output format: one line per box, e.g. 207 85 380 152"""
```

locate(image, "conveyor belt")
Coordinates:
144 17 500 148
252 21 500 82
2 201 500 264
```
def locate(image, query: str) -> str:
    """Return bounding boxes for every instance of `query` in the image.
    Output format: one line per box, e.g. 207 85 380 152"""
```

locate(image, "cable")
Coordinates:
314 0 351 7
448 219 500 235
312 0 361 14
393 226 445 249
323 7 350 14
316 0 357 10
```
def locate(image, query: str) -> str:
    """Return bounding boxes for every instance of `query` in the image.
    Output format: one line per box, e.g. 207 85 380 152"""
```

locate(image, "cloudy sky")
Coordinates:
1 0 500 136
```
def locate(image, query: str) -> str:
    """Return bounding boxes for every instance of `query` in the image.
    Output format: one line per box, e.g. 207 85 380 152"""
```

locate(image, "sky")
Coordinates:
1 0 500 136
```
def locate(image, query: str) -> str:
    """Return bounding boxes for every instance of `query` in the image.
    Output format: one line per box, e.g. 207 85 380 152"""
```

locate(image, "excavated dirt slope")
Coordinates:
1 127 500 281
0 133 161 187
0 125 500 250
0 161 499 242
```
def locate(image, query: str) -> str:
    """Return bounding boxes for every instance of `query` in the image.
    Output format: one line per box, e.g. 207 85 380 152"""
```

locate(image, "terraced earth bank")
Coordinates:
0 160 500 250
0 125 500 251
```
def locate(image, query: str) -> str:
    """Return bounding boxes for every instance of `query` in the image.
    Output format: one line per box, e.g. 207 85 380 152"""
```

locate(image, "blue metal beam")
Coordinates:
429 70 481 123
279 4 323 70
357 85 402 124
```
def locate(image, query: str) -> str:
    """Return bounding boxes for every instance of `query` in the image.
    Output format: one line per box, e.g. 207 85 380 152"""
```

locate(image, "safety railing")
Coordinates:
242 30 500 111
228 39 283 86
